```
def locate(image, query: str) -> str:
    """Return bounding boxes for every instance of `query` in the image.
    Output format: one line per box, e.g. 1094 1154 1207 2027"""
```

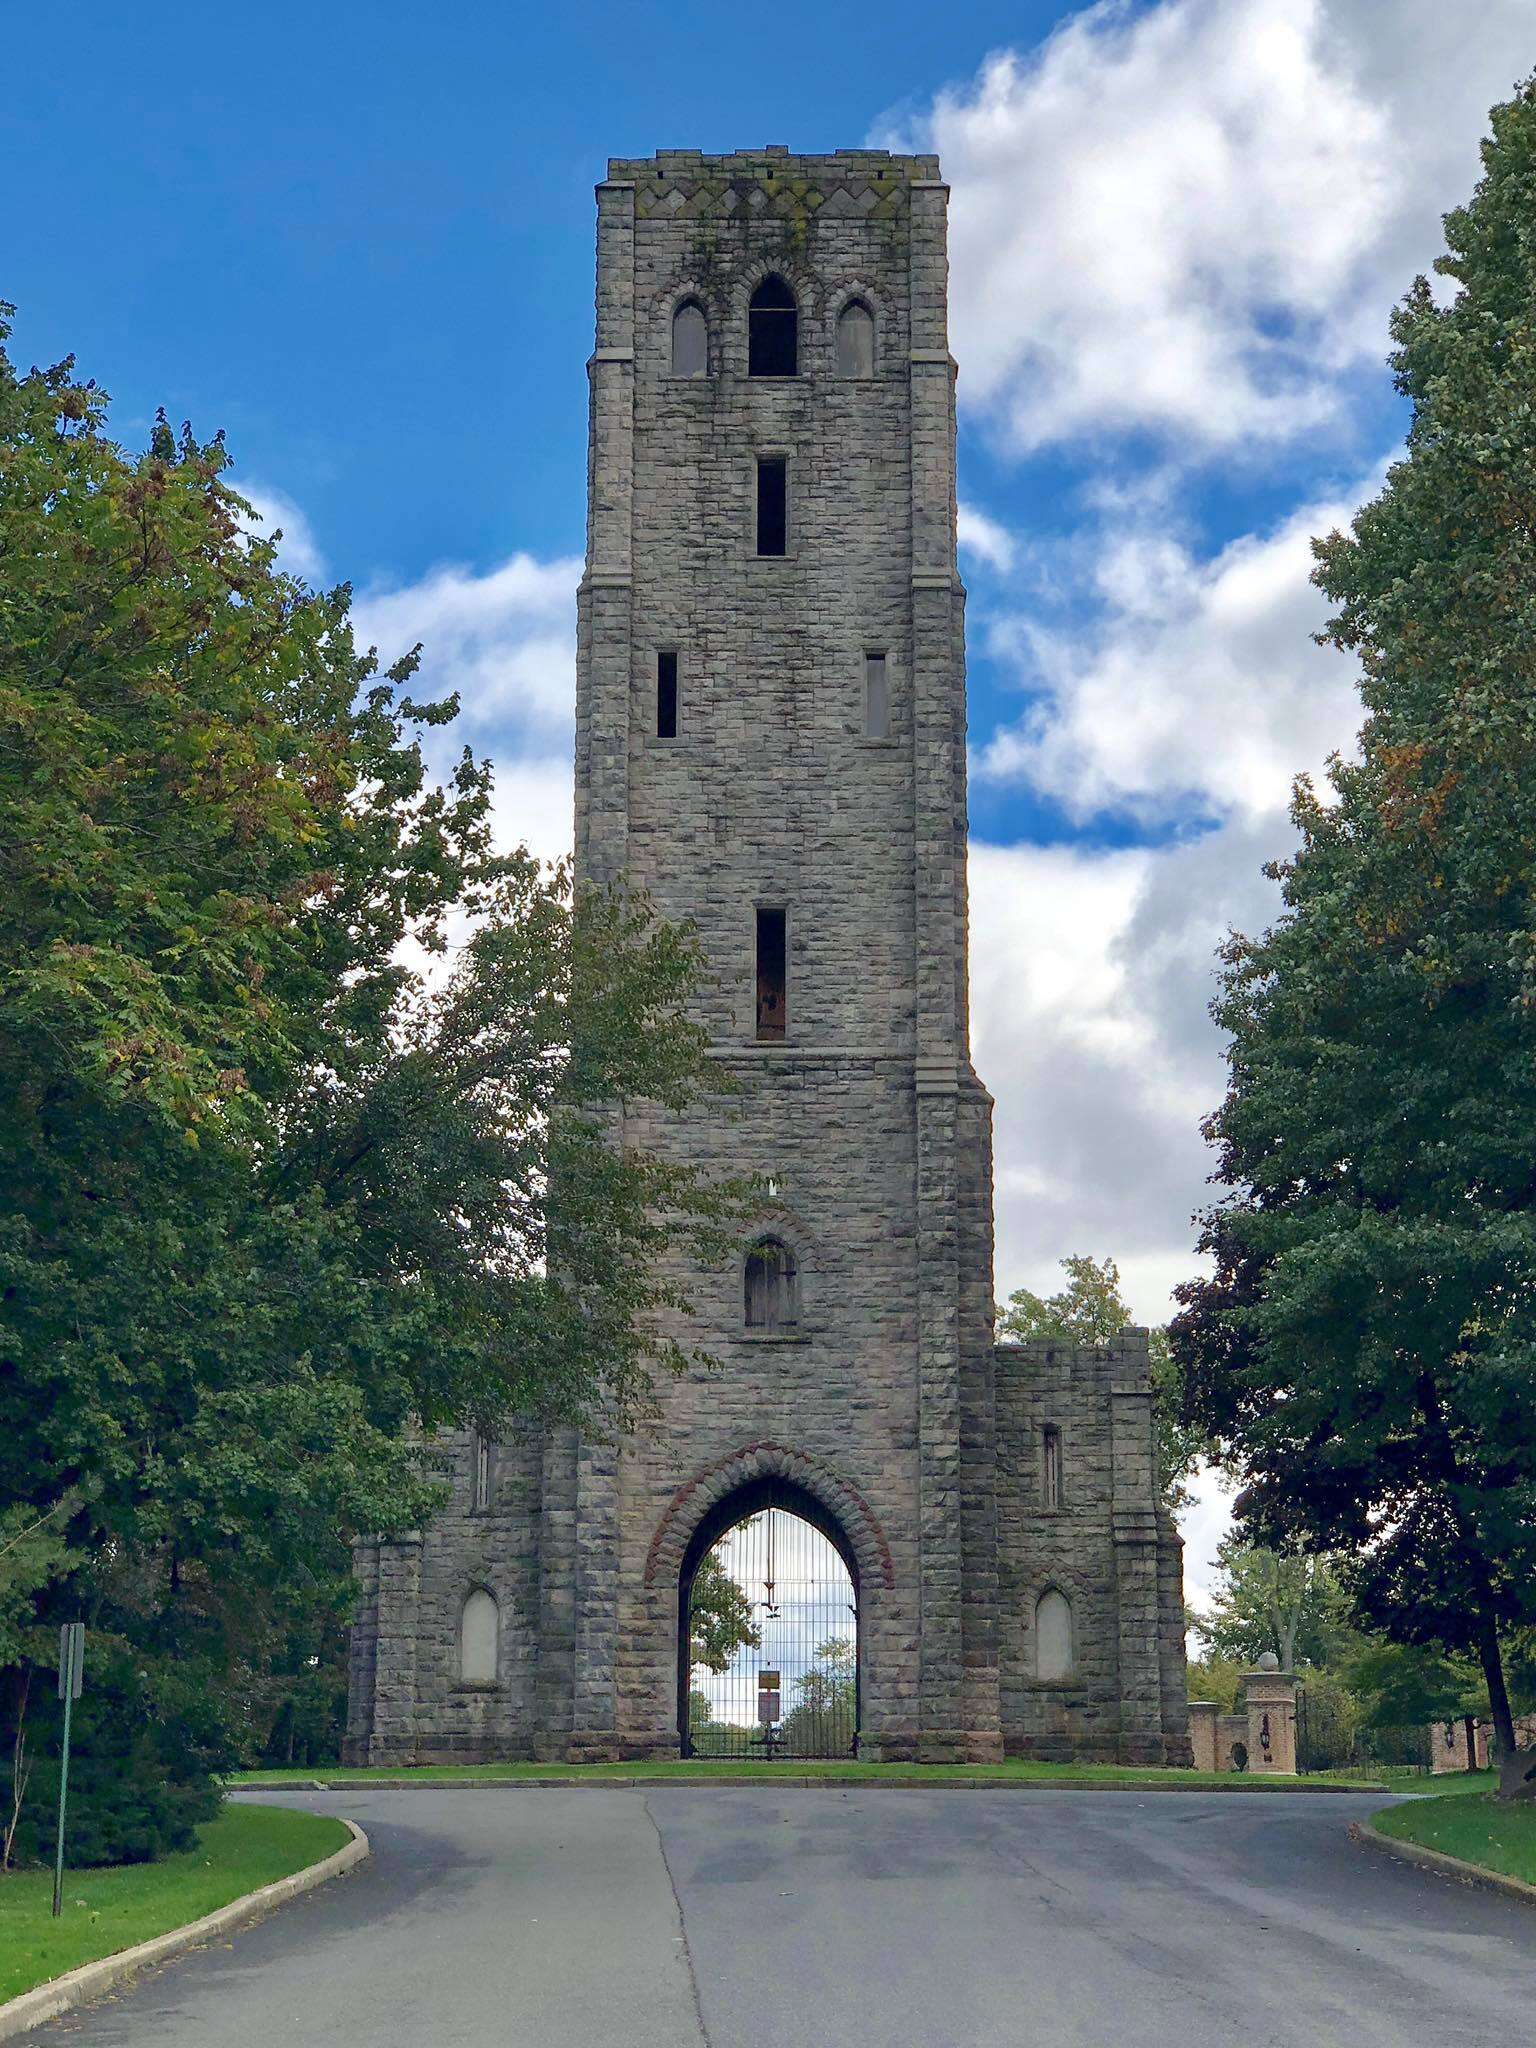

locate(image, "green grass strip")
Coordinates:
230 1757 1383 1791
0 1803 350 2005
1372 1788 1536 1886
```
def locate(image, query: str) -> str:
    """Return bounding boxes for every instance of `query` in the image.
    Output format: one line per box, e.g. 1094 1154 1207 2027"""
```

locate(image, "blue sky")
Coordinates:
8 0 1532 1597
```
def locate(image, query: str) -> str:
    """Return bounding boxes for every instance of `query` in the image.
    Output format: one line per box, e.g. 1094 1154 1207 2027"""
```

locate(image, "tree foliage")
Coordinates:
999 1254 1206 1510
1171 85 1536 1797
778 1635 856 1755
0 318 738 1855
1192 1540 1357 1672
688 1553 761 1676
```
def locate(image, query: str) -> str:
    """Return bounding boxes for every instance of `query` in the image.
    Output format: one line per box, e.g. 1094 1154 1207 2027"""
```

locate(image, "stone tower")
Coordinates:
344 147 1191 1767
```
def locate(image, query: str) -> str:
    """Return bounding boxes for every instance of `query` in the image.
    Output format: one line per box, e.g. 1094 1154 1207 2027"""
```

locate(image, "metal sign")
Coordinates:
53 1624 85 1918
58 1622 84 1700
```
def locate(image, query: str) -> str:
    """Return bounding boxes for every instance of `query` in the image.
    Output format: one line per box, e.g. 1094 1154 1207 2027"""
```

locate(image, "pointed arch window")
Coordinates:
745 1237 799 1331
749 275 798 378
672 299 708 377
836 299 875 377
1035 1589 1074 1682
460 1588 499 1685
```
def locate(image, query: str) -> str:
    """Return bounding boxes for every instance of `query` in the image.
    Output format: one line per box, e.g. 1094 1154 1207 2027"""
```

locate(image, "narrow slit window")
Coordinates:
756 906 786 1042
756 457 787 557
863 651 889 739
1042 1425 1062 1509
657 650 678 738
472 1432 491 1513
748 274 797 377
671 299 707 377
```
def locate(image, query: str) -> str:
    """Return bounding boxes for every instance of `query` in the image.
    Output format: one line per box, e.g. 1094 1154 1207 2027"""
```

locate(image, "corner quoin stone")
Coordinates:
345 145 1191 1769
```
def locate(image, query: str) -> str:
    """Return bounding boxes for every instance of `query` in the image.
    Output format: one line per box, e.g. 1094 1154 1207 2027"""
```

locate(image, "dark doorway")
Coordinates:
679 1478 859 1759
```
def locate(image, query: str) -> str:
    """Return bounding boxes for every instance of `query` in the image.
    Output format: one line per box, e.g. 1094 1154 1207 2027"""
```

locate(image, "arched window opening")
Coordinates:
749 275 798 377
1035 1588 1073 1682
680 1482 858 1758
460 1588 498 1685
745 1237 798 1330
672 298 707 377
836 299 875 377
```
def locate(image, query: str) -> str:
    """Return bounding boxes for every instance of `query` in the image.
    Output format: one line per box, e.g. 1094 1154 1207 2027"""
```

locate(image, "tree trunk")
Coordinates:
3 1666 32 1873
1476 1614 1536 1800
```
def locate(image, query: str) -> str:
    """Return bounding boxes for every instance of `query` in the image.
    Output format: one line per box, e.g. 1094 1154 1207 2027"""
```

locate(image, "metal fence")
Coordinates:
684 1508 858 1760
1295 1686 1431 1775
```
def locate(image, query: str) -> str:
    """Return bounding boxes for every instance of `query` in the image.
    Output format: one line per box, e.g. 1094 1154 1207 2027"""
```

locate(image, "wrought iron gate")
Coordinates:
681 1497 859 1759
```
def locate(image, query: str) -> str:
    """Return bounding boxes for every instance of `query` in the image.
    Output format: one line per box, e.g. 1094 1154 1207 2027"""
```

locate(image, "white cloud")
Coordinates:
351 553 581 749
976 477 1372 824
958 501 1017 572
883 0 1534 453
489 754 574 873
235 480 328 584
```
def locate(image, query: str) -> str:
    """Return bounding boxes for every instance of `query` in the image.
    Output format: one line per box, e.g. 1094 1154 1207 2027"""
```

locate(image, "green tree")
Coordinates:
1172 84 1536 1799
1343 1642 1482 1732
0 319 738 1856
1184 1652 1247 1715
999 1254 1206 1511
688 1552 761 1676
778 1635 856 1756
1193 1540 1358 1672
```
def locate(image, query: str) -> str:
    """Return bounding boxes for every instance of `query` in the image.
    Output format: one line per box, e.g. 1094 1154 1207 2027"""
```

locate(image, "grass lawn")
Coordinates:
0 1803 350 2006
232 1756 1384 1791
1373 1787 1536 1886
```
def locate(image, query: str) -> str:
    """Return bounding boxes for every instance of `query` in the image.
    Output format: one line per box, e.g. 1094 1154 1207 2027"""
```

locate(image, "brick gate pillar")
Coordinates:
1244 1652 1298 1775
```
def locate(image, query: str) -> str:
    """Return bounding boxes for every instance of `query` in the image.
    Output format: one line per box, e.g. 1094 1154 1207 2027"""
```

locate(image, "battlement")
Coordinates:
605 146 943 187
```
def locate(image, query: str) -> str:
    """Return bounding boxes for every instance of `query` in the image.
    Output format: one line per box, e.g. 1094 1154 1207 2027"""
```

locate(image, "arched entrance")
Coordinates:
678 1477 859 1759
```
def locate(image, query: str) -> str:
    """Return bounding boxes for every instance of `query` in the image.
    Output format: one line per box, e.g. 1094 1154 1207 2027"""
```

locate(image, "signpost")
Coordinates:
757 1668 781 1754
53 1623 84 1920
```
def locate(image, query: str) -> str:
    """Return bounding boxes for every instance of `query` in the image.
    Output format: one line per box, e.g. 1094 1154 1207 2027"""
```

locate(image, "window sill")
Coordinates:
739 1329 811 1345
451 1682 503 1696
855 736 900 748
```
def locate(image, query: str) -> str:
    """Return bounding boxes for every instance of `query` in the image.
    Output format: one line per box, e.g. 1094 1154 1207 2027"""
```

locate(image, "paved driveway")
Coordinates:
42 1787 1535 2047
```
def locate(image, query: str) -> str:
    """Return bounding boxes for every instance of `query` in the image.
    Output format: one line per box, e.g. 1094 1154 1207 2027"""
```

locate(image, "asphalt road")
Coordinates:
40 1787 1535 2048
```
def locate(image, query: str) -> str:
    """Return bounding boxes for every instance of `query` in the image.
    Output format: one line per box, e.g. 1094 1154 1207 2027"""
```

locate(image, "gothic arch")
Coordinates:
645 1441 895 1592
828 280 887 375
653 278 716 374
734 263 817 363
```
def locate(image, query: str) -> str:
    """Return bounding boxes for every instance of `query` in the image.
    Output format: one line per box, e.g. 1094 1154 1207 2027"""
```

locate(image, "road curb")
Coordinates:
1351 1816 1536 1907
0 1818 369 2040
233 1773 1382 1796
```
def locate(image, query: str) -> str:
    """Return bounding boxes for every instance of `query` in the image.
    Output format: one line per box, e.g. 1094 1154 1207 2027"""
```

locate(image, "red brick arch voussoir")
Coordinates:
644 1441 895 1592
